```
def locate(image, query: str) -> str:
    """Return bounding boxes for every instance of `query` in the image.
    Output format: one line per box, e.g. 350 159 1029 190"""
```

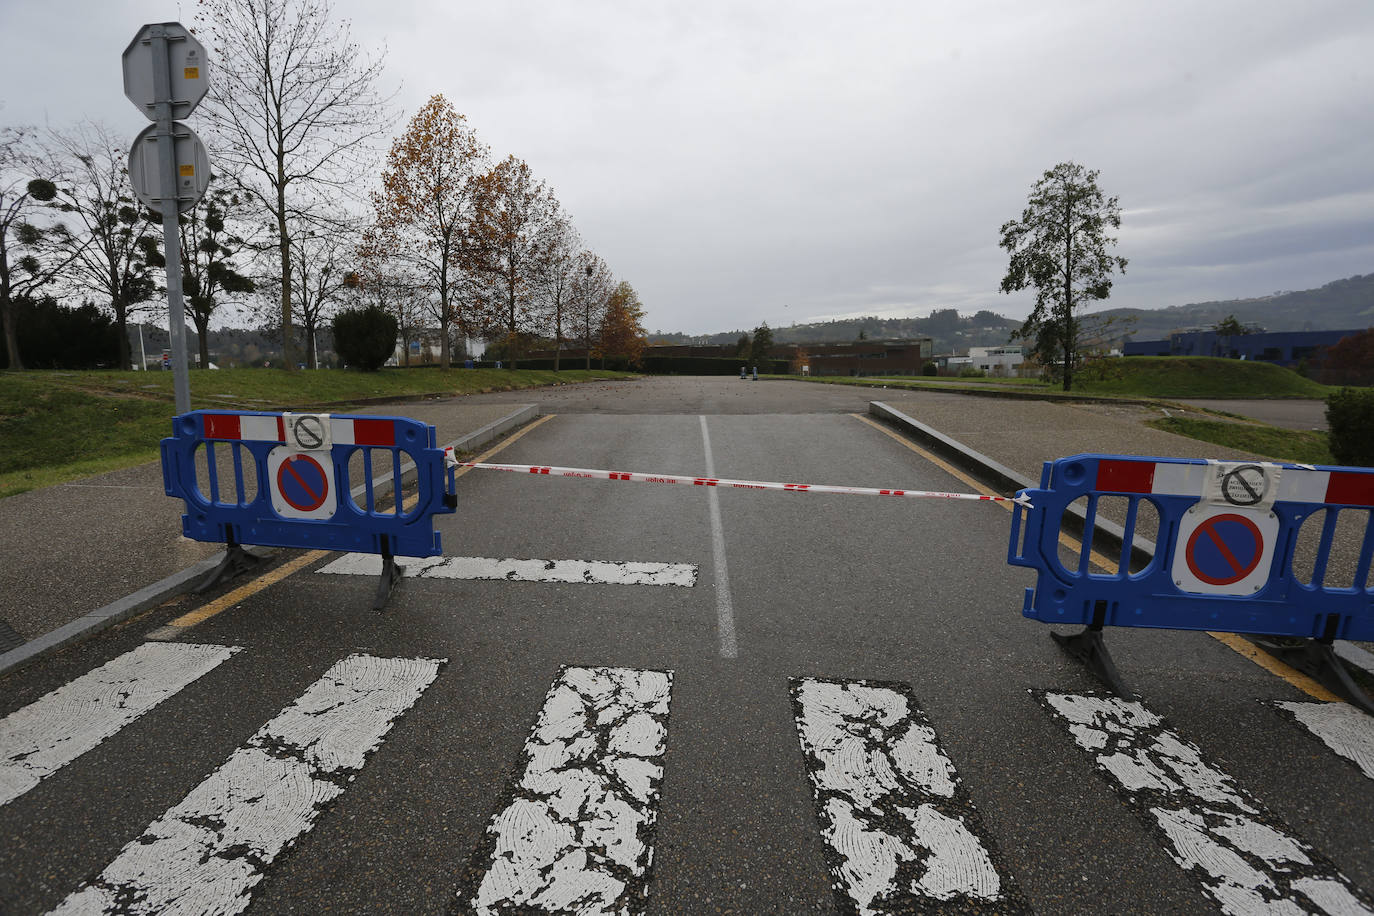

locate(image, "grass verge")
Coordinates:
1146 416 1334 465
0 367 633 499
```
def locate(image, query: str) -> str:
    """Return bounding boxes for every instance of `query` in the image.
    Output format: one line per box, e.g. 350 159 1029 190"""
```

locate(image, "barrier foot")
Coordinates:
373 546 404 612
195 539 265 593
1051 602 1132 697
1253 637 1374 715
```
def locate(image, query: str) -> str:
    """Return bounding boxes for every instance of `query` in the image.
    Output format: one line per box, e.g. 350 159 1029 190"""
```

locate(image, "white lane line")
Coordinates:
461 666 672 916
50 654 443 916
790 678 1018 914
316 553 698 587
1273 701 1374 781
1041 692 1374 916
699 416 738 658
1 642 240 808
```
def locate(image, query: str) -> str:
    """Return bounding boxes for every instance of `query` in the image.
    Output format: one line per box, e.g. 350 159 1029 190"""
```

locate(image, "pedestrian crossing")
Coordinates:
3 643 1372 915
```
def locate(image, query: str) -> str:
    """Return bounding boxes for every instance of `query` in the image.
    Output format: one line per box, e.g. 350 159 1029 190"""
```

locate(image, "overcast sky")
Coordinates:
3 0 1372 334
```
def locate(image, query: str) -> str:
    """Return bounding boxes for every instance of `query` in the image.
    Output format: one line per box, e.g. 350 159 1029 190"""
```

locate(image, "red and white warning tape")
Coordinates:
445 449 1030 508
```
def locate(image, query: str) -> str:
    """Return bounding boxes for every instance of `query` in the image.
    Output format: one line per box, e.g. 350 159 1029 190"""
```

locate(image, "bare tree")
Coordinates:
47 121 160 371
570 251 612 370
156 182 257 369
372 95 489 368
533 213 581 371
290 222 350 368
474 155 560 368
196 0 393 371
0 126 63 369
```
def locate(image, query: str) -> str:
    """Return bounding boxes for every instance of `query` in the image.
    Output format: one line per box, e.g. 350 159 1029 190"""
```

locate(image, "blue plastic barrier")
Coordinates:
162 409 457 561
1009 454 1374 703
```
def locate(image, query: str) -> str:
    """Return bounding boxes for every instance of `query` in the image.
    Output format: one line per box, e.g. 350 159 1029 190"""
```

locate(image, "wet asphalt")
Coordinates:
1 378 1370 915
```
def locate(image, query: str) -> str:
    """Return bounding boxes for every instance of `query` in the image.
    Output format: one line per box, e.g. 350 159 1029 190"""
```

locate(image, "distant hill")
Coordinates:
654 271 1374 354
652 309 1022 356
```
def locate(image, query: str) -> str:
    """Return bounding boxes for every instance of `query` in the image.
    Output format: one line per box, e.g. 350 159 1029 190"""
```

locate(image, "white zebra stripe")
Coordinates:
1274 701 1374 781
462 666 672 916
49 654 442 916
1042 692 1372 916
790 678 1016 914
317 553 698 587
1 643 240 807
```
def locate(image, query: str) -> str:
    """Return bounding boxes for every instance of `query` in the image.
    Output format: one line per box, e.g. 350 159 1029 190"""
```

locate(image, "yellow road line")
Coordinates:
150 414 558 637
852 412 1335 702
161 551 326 630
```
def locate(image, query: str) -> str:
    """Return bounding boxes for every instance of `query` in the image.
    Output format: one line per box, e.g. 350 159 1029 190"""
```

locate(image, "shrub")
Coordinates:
332 305 398 371
1326 388 1374 467
922 362 938 376
0 297 120 369
957 366 985 378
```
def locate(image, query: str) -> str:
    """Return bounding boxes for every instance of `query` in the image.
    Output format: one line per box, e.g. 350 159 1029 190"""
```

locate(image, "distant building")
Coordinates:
526 339 935 376
1123 328 1363 366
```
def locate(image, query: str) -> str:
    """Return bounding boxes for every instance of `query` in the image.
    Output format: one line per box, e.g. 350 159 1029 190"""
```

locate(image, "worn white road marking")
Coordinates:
699 416 738 658
462 666 672 916
790 678 1017 915
1273 701 1374 780
0 642 240 807
50 654 442 916
1042 692 1373 916
317 553 697 587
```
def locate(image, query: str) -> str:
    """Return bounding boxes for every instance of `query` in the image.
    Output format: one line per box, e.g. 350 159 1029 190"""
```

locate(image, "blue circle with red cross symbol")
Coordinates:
1185 513 1264 586
276 453 330 512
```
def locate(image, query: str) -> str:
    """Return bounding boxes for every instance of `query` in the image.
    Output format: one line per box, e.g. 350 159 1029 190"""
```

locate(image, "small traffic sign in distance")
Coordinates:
122 22 209 120
1185 513 1264 586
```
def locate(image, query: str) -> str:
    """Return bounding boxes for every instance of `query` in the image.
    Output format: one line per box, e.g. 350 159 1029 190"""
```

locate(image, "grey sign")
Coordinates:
122 22 208 120
128 123 210 215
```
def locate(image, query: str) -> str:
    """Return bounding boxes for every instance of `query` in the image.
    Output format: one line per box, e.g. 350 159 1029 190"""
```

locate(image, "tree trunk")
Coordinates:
1062 199 1074 392
1 299 21 370
113 299 132 373
276 175 296 372
554 300 561 372
305 319 318 369
194 312 211 369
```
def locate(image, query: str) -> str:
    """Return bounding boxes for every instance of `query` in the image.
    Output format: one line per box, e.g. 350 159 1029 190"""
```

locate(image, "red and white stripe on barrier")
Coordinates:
1095 458 1374 506
201 413 397 448
445 451 1030 507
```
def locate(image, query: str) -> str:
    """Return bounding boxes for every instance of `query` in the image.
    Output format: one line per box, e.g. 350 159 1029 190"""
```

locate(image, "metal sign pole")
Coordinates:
150 25 191 413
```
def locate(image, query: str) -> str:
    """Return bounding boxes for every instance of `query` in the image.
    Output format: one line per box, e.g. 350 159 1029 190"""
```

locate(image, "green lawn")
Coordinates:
782 356 1338 400
1073 357 1334 399
1146 416 1334 465
0 367 633 499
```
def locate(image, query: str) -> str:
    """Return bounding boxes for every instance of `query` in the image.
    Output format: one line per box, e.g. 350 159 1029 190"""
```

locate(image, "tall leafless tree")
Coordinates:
47 122 161 371
290 223 349 368
533 213 581 371
0 126 63 370
196 0 393 371
570 251 612 370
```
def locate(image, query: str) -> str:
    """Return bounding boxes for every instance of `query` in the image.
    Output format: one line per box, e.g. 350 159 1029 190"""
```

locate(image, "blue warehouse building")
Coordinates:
1124 328 1364 366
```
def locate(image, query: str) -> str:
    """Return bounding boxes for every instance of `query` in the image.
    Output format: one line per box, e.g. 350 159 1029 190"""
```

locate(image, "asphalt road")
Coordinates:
1176 398 1329 430
2 381 1370 916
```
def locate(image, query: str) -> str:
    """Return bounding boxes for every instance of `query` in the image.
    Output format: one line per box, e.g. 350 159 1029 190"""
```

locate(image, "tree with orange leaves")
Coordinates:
598 281 647 368
372 94 488 368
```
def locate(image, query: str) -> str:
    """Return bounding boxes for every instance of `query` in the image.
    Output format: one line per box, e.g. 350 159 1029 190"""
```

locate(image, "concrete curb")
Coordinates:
0 404 541 679
867 400 1157 568
800 376 1167 407
0 555 224 677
